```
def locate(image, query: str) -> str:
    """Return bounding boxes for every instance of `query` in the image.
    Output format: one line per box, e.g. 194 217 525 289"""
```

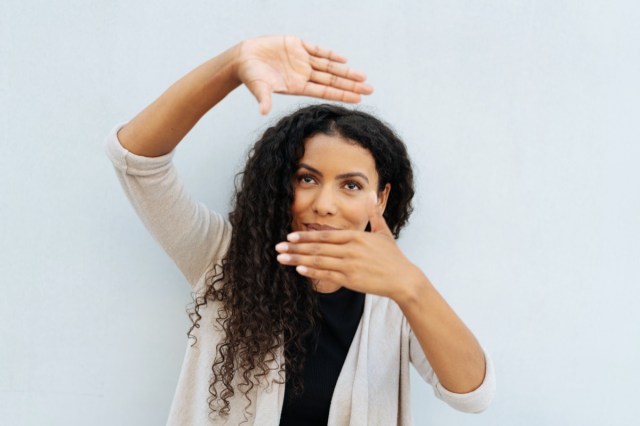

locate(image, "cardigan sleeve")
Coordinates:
409 329 496 413
104 123 232 290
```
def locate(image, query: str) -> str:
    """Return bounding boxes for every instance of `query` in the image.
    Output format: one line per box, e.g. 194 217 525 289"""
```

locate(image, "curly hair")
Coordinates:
187 104 415 418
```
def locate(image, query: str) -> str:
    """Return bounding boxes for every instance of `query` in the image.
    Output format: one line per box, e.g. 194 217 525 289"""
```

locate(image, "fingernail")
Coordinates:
275 242 288 252
277 254 291 262
287 233 300 242
296 265 308 274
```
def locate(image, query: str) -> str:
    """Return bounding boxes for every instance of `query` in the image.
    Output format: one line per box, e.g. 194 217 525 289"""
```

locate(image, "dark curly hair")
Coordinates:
187 104 415 418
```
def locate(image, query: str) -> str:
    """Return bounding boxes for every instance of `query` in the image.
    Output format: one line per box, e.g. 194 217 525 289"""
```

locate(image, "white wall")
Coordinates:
2 1 639 424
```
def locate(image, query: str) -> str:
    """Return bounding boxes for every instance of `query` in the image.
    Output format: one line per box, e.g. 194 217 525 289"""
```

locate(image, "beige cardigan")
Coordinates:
105 125 496 425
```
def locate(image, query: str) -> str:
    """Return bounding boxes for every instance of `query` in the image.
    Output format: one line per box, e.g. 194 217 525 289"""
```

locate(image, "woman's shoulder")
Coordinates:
106 122 234 289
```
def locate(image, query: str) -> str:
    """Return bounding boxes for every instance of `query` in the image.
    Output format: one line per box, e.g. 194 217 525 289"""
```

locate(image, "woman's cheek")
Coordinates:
347 195 372 229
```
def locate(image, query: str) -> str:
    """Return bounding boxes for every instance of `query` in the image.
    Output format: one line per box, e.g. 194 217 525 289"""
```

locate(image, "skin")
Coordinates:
276 137 487 394
118 36 371 157
285 133 390 293
116 35 486 395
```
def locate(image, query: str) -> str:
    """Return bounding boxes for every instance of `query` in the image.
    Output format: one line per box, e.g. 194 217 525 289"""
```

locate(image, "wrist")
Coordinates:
216 42 244 87
228 41 248 82
392 266 433 308
186 44 243 114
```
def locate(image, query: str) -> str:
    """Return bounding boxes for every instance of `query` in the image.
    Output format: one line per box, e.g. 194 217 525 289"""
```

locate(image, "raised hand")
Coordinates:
236 35 374 115
275 193 424 300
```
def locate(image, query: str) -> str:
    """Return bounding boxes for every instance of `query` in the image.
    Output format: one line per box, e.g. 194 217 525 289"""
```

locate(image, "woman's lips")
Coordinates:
305 223 339 231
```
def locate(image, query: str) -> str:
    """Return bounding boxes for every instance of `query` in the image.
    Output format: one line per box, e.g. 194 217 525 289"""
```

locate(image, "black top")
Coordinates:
279 287 365 426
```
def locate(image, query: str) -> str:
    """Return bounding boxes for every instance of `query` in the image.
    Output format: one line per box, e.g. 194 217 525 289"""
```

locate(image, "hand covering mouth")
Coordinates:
305 223 339 231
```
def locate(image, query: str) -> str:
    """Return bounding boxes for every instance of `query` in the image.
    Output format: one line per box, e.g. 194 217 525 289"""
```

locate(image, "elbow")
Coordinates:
435 353 496 413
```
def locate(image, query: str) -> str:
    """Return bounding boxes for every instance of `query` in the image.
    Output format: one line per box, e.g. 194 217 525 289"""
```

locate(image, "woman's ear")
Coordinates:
378 183 391 214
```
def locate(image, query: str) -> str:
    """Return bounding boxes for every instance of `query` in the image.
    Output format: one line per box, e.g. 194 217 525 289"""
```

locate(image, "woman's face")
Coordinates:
291 133 390 233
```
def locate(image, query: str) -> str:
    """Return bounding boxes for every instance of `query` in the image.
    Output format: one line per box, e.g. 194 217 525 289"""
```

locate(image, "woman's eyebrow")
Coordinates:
298 163 369 183
336 172 369 183
298 163 322 175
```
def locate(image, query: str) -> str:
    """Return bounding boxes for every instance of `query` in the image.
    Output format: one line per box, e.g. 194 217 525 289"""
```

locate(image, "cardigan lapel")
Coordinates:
327 294 373 426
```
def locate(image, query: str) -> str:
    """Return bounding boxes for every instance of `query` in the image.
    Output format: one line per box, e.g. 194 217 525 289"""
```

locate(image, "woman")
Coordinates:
106 35 495 425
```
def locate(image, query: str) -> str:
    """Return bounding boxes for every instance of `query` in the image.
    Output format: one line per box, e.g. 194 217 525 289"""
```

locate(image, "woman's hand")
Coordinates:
236 35 374 115
275 194 424 301
276 195 489 394
118 35 372 156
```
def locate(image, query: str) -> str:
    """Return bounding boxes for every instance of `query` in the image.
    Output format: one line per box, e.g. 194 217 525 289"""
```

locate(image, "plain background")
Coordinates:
2 0 639 425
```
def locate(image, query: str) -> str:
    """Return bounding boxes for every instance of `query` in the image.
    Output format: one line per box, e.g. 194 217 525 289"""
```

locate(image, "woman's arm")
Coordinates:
275 195 488 394
395 272 487 394
108 36 372 287
118 36 373 157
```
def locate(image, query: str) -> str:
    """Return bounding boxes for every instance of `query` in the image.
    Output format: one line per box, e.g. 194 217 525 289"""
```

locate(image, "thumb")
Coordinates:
247 80 272 115
368 192 392 236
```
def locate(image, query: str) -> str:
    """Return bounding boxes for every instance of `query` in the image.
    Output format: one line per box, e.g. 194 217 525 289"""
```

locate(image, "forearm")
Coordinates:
118 43 242 157
395 271 486 394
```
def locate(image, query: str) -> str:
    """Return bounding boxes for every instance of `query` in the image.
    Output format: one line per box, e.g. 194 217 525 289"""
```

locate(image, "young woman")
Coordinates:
106 35 495 425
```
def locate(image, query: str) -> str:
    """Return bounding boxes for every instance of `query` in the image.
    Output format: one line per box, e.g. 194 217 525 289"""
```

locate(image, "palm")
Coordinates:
236 36 372 114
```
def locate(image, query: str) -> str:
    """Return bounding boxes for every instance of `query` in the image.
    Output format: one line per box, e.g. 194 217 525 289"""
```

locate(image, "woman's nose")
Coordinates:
312 186 338 215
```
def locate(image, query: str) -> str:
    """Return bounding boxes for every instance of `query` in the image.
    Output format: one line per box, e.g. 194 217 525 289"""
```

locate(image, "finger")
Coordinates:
368 192 393 236
277 253 345 272
309 56 367 82
246 79 272 115
295 265 347 283
275 241 346 258
258 93 272 115
302 40 348 63
301 82 362 103
309 71 374 95
287 230 358 244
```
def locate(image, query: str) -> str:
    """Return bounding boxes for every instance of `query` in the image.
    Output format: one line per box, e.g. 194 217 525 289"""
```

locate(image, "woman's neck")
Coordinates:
314 280 343 294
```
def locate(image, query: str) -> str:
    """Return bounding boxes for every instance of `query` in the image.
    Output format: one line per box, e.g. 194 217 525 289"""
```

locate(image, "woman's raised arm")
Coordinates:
118 35 373 157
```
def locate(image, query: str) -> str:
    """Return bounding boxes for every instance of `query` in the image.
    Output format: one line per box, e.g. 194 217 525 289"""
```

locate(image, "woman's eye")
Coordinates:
298 175 315 184
344 181 362 191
